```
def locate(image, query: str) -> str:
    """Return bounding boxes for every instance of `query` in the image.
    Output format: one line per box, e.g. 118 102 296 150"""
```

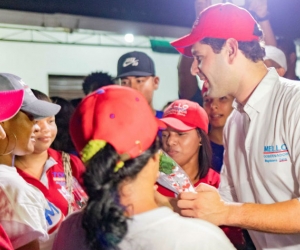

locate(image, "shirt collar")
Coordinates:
233 68 280 114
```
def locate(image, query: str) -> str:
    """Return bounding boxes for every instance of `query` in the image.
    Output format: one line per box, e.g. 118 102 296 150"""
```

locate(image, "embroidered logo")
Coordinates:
123 57 139 67
165 103 189 117
19 79 34 96
263 144 289 163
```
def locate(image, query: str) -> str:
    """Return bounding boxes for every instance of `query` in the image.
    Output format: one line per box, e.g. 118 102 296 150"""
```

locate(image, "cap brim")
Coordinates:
0 89 24 122
171 33 201 57
156 118 167 130
21 99 61 120
116 71 153 79
160 117 196 131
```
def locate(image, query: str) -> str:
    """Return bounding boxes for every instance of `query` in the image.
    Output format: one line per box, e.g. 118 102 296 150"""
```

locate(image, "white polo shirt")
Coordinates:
219 68 300 250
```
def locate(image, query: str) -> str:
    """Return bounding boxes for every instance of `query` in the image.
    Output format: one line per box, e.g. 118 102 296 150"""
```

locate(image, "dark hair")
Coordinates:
82 138 160 250
50 96 76 153
82 71 114 95
201 27 265 62
31 89 52 102
196 128 212 180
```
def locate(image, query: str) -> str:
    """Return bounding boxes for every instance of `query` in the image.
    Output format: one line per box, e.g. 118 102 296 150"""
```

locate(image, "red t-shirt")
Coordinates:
17 148 86 216
0 225 13 250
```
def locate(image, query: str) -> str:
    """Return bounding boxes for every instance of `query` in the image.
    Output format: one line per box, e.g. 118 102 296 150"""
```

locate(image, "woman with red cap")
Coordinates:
53 85 235 250
157 99 219 197
0 89 24 250
158 99 246 250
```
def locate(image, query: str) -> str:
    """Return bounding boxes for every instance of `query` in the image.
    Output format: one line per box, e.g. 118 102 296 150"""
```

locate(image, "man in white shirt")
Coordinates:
170 3 300 250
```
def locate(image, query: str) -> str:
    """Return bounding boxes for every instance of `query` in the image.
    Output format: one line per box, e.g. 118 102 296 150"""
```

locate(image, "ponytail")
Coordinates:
82 138 160 250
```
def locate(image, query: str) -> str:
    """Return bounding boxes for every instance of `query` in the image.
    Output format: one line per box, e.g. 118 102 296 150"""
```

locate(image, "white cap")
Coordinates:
264 45 287 71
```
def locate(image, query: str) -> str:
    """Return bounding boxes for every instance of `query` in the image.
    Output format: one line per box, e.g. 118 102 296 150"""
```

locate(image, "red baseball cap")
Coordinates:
171 3 259 57
70 85 166 162
161 99 209 133
0 89 24 122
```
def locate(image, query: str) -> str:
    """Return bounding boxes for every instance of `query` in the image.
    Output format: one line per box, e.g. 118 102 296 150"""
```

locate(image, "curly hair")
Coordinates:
50 96 76 153
82 138 160 250
82 71 114 95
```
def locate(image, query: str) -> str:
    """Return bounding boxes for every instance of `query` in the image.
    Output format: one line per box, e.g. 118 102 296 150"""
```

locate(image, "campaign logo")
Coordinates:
165 103 189 117
263 144 289 163
44 200 64 234
53 171 66 187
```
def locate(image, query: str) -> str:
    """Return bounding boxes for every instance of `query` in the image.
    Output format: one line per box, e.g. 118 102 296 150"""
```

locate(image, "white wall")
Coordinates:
0 41 180 110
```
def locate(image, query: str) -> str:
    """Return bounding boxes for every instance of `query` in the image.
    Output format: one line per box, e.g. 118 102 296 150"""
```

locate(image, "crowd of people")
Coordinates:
1 0 300 249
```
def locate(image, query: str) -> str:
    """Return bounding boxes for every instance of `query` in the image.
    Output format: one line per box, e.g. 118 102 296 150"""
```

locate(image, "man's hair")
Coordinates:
200 24 265 62
82 71 114 95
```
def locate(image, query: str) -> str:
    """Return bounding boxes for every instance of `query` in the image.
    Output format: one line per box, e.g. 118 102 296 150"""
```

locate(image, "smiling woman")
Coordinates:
15 89 87 218
0 73 62 250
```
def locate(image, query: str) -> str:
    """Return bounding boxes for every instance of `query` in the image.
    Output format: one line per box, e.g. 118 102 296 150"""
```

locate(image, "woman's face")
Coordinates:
203 95 234 129
34 116 57 154
1 111 40 156
161 127 201 168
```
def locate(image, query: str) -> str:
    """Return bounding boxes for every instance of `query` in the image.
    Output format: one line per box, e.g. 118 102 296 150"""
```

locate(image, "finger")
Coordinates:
177 199 194 209
179 191 198 200
180 209 196 218
195 183 218 192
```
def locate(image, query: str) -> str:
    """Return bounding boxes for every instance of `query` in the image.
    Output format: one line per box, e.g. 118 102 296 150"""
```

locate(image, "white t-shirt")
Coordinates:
219 68 300 249
0 164 64 250
53 207 235 250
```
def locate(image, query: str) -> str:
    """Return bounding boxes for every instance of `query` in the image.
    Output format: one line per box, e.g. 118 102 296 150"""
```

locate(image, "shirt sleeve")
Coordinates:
0 186 48 249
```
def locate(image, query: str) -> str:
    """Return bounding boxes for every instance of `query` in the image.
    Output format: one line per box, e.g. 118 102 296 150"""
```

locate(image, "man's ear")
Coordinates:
0 124 6 140
224 38 239 64
153 76 160 90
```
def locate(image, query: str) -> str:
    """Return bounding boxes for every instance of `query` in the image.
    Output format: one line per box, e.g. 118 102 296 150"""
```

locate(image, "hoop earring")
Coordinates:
0 133 17 156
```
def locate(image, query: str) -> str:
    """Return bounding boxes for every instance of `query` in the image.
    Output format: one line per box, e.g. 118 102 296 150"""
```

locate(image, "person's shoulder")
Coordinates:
277 78 300 108
159 215 235 249
48 148 62 161
53 211 87 250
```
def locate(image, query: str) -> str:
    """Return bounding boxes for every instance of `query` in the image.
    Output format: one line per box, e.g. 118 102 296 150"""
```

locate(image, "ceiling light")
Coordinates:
124 33 134 43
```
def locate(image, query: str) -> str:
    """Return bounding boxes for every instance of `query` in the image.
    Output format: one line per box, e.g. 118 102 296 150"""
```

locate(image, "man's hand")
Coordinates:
177 183 230 225
245 0 268 18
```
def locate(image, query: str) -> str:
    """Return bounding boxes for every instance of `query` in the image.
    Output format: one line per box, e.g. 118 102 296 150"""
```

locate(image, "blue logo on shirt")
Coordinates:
263 144 288 163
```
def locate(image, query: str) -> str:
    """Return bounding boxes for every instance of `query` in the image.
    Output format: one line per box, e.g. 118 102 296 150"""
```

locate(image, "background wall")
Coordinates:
0 41 180 110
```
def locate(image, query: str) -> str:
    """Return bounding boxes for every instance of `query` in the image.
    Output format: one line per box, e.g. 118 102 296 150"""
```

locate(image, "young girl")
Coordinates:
53 85 235 250
157 99 219 197
202 86 234 173
158 99 246 250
